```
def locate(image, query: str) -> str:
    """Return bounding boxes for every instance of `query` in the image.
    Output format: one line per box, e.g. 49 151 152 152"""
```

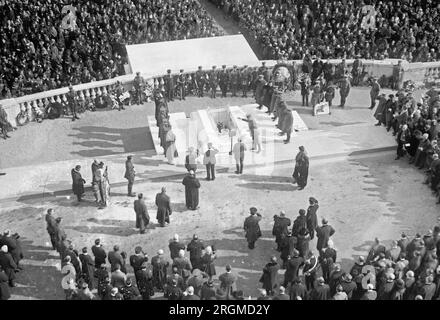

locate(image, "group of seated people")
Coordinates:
211 0 440 62
0 0 222 99
374 87 440 203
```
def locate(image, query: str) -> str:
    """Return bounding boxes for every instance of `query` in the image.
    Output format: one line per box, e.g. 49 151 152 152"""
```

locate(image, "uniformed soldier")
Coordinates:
195 66 205 97
230 65 240 97
209 66 218 99
219 65 229 98
339 74 351 108
351 55 363 86
324 81 336 107
251 67 259 97
300 76 310 107
240 66 251 98
164 70 175 102
177 69 186 101
67 85 80 121
133 72 145 105
258 62 268 81
114 81 126 111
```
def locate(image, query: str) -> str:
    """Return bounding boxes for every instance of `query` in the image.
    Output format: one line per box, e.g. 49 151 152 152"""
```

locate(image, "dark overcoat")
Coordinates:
155 192 172 225
71 169 85 196
243 214 262 243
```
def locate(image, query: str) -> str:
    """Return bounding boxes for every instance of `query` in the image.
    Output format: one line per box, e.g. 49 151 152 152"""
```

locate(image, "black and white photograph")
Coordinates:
1 0 440 308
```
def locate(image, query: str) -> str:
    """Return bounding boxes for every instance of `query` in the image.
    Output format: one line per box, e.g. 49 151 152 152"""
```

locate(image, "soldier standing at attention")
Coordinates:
133 72 145 105
219 65 229 98
67 85 79 121
230 65 239 97
164 69 175 102
124 155 136 197
177 69 186 101
241 66 251 98
195 66 205 97
339 74 351 108
209 66 218 99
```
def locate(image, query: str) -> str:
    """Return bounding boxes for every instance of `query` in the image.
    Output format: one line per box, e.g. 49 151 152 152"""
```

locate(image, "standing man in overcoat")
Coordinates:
369 77 381 109
134 193 150 234
71 165 85 203
243 207 262 249
155 187 172 227
339 74 351 108
203 142 219 181
316 218 336 253
124 155 136 197
272 211 291 252
306 197 319 239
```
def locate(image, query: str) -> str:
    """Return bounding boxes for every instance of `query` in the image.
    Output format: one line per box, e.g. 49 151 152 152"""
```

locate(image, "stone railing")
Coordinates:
2 59 440 127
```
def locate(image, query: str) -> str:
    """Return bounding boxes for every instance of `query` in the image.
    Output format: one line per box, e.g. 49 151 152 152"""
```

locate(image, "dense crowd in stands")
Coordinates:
2 202 440 300
0 0 222 98
211 0 440 61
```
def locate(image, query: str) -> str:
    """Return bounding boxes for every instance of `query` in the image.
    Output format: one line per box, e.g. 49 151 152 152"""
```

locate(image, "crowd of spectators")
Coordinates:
374 86 440 203
0 0 222 99
211 0 440 61
2 201 440 300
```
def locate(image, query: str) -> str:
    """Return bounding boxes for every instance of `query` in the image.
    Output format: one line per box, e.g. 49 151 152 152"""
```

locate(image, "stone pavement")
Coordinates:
0 110 396 201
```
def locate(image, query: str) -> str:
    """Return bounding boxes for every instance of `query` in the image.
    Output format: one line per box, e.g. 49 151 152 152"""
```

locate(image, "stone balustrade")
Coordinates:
2 59 440 127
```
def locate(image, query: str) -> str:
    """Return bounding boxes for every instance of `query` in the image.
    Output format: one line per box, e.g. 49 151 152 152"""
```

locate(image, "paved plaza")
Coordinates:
0 87 438 300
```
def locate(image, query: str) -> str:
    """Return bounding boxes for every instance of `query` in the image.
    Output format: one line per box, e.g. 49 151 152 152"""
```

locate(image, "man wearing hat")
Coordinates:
338 74 351 108
259 256 280 296
164 69 175 102
208 66 218 99
71 164 85 203
230 65 240 97
176 69 186 101
134 193 150 234
373 93 388 125
155 187 172 227
385 94 397 133
255 74 267 109
272 211 291 252
92 238 107 269
133 72 145 105
182 170 201 210
316 218 336 253
124 155 136 197
219 65 229 98
306 197 319 239
414 133 431 169
186 234 205 271
340 273 357 300
195 66 205 97
280 230 297 268
151 249 169 291
79 247 95 290
203 142 219 181
369 77 381 109
283 249 304 287
243 207 262 249
164 278 183 300
66 85 79 121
